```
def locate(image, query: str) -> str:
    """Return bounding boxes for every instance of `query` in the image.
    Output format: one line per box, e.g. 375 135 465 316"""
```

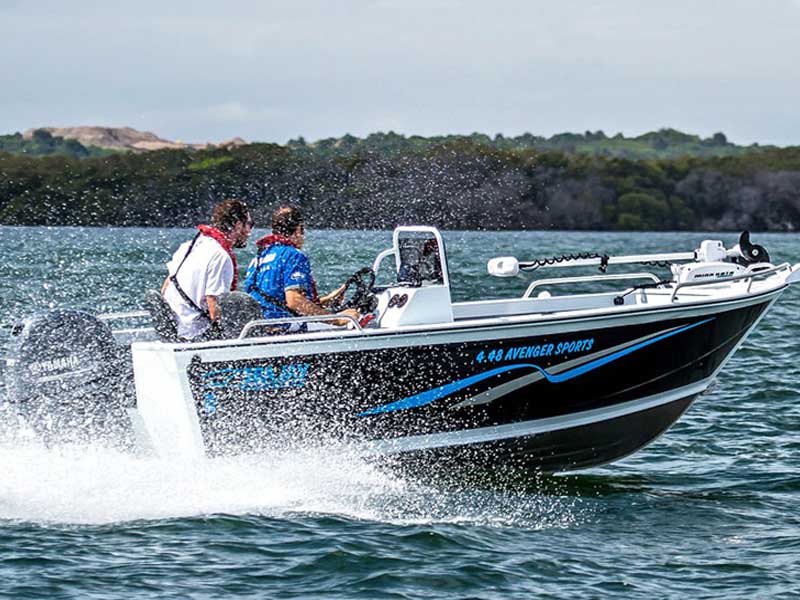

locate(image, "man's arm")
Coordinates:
202 250 235 323
319 284 346 308
285 289 358 326
286 289 334 316
205 295 220 322
164 276 218 321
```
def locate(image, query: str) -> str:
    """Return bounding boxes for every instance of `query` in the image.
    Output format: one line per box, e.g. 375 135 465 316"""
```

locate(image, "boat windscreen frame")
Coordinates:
392 226 451 288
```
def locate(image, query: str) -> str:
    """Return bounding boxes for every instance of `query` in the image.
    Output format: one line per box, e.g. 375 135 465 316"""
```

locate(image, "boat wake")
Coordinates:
0 403 585 529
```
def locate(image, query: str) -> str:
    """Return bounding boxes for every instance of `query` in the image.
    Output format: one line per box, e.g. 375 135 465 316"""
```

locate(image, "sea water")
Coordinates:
0 227 798 598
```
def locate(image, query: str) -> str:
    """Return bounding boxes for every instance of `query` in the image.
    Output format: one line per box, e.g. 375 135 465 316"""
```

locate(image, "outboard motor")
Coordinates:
5 310 134 445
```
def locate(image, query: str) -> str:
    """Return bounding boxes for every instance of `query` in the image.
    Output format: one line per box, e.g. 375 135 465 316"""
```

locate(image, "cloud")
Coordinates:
1 0 799 145
194 102 285 124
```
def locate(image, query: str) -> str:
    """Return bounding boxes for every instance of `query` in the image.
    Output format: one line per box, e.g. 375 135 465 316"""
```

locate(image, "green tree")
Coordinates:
615 192 670 230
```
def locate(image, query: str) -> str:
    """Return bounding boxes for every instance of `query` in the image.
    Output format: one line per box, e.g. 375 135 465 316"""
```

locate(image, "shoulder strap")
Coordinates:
168 233 212 322
247 285 301 317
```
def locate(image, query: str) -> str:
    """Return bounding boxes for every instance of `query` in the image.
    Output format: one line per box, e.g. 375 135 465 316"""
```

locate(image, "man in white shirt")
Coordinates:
162 199 253 340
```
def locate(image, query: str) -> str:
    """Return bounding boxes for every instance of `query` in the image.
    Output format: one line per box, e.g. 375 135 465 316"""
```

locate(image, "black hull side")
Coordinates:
185 295 773 468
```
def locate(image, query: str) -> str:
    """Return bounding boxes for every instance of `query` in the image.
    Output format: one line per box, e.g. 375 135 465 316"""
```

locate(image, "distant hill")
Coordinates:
0 127 247 158
23 126 247 153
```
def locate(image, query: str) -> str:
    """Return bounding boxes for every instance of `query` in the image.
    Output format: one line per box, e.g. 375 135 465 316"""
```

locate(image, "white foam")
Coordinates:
0 438 410 525
0 402 584 529
0 433 587 529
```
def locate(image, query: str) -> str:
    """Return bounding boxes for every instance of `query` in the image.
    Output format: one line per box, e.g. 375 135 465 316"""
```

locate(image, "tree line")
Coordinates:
288 128 771 161
1 137 799 231
0 130 112 158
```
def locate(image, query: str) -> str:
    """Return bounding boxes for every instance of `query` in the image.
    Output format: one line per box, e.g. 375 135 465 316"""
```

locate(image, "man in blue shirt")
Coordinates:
244 205 359 328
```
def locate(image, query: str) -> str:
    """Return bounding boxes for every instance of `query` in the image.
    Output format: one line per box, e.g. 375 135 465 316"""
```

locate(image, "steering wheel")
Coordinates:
331 267 377 313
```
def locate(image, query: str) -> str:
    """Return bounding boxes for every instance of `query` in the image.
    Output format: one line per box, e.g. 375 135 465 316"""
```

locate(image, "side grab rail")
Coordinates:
523 272 661 299
670 262 791 302
98 310 151 321
372 248 395 275
238 314 364 339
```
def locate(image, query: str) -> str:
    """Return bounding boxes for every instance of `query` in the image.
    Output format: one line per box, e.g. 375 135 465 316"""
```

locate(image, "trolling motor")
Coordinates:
487 231 772 281
730 231 770 265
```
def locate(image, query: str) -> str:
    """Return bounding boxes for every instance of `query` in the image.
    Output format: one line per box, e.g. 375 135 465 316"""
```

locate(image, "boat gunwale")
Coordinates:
132 281 788 357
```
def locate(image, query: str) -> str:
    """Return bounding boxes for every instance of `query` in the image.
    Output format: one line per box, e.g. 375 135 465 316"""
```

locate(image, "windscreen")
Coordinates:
396 232 444 286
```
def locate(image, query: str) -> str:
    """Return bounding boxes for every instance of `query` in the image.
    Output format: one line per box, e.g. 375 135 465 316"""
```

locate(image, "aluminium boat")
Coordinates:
4 227 799 472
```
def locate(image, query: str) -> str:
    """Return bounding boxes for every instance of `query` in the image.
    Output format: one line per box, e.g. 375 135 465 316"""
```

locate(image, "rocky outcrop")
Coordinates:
218 137 247 149
22 126 246 152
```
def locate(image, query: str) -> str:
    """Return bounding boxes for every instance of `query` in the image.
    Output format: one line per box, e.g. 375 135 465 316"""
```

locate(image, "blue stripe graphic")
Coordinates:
358 317 714 416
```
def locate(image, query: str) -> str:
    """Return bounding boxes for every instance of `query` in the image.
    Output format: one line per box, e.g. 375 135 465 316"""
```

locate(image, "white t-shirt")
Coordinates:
164 235 234 339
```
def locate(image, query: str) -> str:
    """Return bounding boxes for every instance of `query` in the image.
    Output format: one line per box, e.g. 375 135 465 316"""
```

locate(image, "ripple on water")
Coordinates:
0 229 799 598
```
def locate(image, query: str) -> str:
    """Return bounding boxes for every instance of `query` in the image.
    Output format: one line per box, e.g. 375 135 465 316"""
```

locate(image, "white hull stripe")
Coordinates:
358 377 712 456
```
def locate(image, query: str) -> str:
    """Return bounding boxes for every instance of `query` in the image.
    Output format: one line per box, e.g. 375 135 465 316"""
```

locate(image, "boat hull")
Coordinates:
383 390 699 474
151 292 776 471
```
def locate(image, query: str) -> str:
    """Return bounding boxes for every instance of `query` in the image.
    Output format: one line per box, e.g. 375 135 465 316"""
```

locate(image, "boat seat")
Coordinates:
215 291 264 338
143 289 180 342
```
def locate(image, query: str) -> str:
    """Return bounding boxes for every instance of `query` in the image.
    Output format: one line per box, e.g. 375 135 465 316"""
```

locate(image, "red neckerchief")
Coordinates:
197 224 238 290
256 233 298 250
255 234 319 301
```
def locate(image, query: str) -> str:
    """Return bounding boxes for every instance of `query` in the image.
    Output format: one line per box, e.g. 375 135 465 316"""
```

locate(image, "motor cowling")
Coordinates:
5 310 133 444
673 261 747 284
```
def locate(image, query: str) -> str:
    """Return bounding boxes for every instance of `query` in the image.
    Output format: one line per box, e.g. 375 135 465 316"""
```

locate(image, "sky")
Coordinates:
1 0 799 146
